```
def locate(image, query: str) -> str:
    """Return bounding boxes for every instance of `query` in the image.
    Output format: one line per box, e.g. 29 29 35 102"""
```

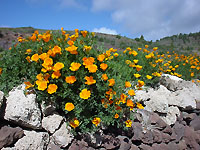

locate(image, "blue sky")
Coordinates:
1 0 200 41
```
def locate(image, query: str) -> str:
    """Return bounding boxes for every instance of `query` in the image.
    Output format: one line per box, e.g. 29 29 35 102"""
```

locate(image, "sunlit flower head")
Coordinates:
80 89 91 99
47 84 58 94
65 76 76 84
65 102 75 111
70 62 81 71
92 117 101 127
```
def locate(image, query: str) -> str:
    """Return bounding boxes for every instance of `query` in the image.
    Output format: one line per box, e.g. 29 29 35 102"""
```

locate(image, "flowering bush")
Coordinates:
0 28 199 134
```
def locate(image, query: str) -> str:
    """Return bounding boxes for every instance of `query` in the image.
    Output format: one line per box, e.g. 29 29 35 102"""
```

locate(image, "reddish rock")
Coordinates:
131 122 143 141
183 126 199 149
163 125 172 135
190 116 200 131
117 136 131 150
168 141 179 149
177 139 187 150
102 135 120 150
0 126 24 149
172 122 185 142
161 132 171 143
139 143 153 150
130 144 140 150
150 113 167 129
47 144 60 150
152 129 162 143
152 143 169 150
141 131 154 144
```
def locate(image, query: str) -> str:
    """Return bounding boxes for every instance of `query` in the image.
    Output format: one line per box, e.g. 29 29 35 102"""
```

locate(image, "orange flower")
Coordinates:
108 79 115 86
136 102 144 109
83 57 95 67
51 71 61 79
136 65 142 71
67 40 74 46
146 75 152 79
70 62 81 71
0 68 2 75
36 80 48 91
47 84 58 94
128 89 135 96
138 80 145 87
31 54 39 62
126 99 134 107
145 45 148 48
26 56 31 63
80 89 91 99
53 62 64 71
134 73 141 78
84 46 92 52
43 57 53 66
81 30 88 37
114 114 119 119
97 54 105 62
24 81 34 89
119 93 127 104
87 64 98 73
65 76 76 84
125 81 131 88
65 102 75 111
92 117 101 127
102 74 108 81
125 120 132 127
85 76 96 85
191 72 194 77
52 45 62 55
100 63 108 71
70 118 79 128
65 45 78 55
25 49 32 54
39 53 48 60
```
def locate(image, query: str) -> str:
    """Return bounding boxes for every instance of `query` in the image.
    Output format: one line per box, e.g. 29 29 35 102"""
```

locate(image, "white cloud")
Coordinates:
92 0 200 40
92 27 118 35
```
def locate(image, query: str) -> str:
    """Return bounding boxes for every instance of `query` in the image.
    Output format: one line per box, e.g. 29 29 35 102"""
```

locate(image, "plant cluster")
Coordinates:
0 28 199 134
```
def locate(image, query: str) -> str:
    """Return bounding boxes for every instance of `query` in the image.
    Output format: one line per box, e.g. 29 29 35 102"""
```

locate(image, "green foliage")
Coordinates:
0 29 199 135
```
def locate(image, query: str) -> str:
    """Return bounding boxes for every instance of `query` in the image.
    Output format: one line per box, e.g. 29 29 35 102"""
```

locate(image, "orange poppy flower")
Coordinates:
31 54 39 62
70 118 79 128
108 79 115 86
125 120 132 127
65 76 76 84
65 102 75 111
52 45 62 55
97 54 105 62
100 63 108 71
51 71 61 79
80 89 91 99
70 62 81 71
87 64 98 73
53 62 64 71
114 114 119 119
92 117 101 127
47 84 58 94
128 89 135 96
81 30 88 37
125 81 131 88
102 74 108 81
85 76 96 85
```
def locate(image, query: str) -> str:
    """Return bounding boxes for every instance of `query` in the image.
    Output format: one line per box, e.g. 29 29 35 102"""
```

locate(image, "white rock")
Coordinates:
144 85 169 113
135 89 150 101
168 88 197 108
42 114 63 134
161 106 180 125
0 91 4 108
4 84 42 129
15 130 49 150
41 101 57 117
51 123 74 148
162 74 183 81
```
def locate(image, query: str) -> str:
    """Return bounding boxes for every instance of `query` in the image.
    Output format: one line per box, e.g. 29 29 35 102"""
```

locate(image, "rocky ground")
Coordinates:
0 74 200 150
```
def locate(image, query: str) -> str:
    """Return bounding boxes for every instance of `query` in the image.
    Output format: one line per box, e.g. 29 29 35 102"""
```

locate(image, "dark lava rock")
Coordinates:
172 122 185 142
183 126 200 149
117 135 131 150
139 143 153 150
152 143 169 150
102 135 120 150
0 126 24 149
190 116 200 131
149 113 167 130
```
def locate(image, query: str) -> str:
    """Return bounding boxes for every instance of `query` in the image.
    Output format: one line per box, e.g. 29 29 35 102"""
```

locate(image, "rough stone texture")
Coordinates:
3 130 49 150
183 126 199 149
190 116 200 131
47 143 62 150
102 135 120 150
160 106 180 125
0 126 24 149
117 136 131 150
143 85 170 113
0 91 4 108
41 101 57 117
42 114 63 134
4 84 42 129
51 123 74 148
84 130 103 148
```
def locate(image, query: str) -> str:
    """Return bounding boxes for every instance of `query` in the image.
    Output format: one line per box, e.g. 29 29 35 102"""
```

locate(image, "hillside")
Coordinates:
0 27 200 55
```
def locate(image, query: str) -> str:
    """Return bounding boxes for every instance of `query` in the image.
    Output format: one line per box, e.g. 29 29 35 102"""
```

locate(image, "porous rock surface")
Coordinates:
0 75 200 150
